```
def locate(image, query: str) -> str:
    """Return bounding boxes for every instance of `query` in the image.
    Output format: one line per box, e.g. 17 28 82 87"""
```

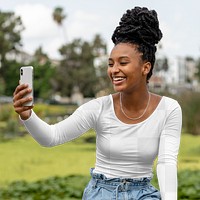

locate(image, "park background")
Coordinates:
0 0 200 199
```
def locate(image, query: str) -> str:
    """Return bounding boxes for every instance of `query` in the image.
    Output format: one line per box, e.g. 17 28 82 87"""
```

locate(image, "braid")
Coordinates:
112 7 162 83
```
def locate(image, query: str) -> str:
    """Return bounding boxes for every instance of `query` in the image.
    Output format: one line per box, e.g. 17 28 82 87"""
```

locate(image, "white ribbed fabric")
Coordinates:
21 95 182 200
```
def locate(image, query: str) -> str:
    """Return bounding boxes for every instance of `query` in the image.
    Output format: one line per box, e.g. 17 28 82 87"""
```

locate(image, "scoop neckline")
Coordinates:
109 94 165 126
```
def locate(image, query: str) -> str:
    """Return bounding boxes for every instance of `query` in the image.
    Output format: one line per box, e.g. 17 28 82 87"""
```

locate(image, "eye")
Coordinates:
120 62 128 66
108 63 114 67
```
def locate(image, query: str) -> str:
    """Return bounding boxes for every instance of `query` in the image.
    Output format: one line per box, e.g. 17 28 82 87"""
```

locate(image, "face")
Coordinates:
107 43 151 93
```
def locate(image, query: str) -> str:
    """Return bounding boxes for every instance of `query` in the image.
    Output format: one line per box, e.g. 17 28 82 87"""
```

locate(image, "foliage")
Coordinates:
0 103 77 140
0 77 6 94
1 59 22 96
0 131 96 187
0 104 14 121
196 57 200 81
178 170 200 199
0 175 89 200
178 92 200 135
52 7 67 43
30 48 56 100
0 132 199 186
154 57 169 72
0 10 24 85
52 7 66 25
1 45 56 98
57 34 108 97
0 8 110 99
0 170 199 200
0 124 199 199
0 104 20 140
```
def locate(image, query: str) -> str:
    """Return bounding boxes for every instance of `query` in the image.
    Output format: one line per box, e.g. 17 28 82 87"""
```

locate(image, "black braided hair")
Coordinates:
112 7 163 83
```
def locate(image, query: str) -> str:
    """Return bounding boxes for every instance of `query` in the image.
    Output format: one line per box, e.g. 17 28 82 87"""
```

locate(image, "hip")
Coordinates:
82 168 161 200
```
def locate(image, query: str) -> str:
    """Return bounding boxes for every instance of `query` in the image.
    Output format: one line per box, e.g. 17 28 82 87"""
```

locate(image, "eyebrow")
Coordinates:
108 56 129 61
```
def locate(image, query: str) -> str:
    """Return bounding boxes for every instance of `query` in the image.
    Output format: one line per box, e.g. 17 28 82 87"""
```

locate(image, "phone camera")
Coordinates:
21 69 23 75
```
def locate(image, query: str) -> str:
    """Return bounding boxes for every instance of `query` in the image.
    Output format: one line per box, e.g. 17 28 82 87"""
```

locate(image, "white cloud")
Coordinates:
68 10 102 41
13 5 106 58
159 21 180 57
14 3 64 58
15 4 58 38
8 1 200 59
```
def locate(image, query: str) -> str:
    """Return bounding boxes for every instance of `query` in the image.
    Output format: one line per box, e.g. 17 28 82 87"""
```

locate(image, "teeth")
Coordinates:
113 77 125 81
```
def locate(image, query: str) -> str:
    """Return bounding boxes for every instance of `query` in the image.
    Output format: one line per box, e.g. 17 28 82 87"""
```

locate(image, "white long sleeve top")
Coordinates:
21 95 182 200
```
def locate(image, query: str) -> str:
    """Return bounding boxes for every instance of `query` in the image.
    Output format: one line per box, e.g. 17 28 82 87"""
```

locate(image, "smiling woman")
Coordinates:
13 6 182 200
107 43 150 93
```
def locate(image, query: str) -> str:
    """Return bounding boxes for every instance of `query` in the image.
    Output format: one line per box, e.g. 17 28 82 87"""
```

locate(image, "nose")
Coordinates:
111 63 120 74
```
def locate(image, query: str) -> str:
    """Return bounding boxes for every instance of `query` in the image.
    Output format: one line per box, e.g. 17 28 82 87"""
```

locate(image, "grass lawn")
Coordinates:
178 133 200 171
0 130 96 187
0 131 199 188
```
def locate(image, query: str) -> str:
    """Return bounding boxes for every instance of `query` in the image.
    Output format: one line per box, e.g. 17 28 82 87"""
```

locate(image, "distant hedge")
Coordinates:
178 170 200 199
174 92 200 136
0 175 89 200
0 170 199 200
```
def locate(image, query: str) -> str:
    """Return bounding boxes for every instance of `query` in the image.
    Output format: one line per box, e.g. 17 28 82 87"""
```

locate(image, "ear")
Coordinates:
142 62 151 76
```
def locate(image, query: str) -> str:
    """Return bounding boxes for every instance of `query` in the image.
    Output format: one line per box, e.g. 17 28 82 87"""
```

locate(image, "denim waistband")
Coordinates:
90 168 151 188
89 168 152 200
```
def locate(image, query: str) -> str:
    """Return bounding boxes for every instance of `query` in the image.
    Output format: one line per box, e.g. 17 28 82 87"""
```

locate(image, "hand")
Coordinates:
13 83 34 120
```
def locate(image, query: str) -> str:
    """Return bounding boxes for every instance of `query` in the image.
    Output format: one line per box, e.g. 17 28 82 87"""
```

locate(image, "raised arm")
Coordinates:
13 83 99 147
157 103 182 200
19 107 92 147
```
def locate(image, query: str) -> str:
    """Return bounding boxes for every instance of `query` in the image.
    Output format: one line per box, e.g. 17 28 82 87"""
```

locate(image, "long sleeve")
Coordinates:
20 99 101 147
157 102 182 200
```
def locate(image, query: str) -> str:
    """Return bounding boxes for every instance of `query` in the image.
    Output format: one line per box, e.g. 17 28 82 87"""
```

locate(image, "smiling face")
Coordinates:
107 43 151 93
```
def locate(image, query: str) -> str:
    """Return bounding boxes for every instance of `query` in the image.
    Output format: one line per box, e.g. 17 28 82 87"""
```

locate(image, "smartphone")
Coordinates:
20 66 34 106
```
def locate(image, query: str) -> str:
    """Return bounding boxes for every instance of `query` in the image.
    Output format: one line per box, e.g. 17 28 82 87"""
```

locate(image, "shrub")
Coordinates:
178 170 200 199
178 92 200 135
0 105 13 121
0 175 89 200
0 170 199 199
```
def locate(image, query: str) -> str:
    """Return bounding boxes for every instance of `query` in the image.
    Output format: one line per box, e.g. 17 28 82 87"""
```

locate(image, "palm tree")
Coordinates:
52 7 67 41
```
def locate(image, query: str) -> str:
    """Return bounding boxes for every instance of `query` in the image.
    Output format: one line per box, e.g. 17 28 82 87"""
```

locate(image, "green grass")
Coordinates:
0 131 199 188
178 133 200 171
0 130 95 188
0 103 199 199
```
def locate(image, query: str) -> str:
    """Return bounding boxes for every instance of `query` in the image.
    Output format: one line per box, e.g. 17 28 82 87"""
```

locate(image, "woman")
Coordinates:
13 7 182 200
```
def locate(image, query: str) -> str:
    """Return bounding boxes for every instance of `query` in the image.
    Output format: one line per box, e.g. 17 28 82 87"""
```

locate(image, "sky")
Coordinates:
0 0 200 60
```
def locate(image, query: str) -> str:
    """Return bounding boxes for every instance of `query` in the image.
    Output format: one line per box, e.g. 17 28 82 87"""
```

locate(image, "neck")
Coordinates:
120 89 149 111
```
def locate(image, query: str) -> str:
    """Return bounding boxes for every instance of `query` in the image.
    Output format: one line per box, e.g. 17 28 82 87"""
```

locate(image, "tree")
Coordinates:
52 7 66 25
30 47 56 100
0 11 24 95
2 59 22 96
92 34 107 57
154 57 169 72
56 35 108 97
196 58 200 81
52 7 67 41
0 11 24 73
92 34 111 94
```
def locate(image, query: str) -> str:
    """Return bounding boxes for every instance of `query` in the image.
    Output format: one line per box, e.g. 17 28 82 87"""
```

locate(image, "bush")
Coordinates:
178 92 200 135
0 170 199 200
178 170 200 199
0 105 13 121
0 175 90 200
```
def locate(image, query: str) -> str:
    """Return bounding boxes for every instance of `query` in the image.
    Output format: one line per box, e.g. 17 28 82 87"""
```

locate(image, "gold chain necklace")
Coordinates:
119 92 151 121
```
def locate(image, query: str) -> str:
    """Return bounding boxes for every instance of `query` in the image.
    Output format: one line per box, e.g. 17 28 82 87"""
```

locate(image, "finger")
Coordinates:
13 84 28 96
13 96 33 109
13 88 32 103
15 106 33 115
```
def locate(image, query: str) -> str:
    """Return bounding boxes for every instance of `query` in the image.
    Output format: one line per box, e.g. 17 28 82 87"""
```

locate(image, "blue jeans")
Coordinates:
82 168 161 200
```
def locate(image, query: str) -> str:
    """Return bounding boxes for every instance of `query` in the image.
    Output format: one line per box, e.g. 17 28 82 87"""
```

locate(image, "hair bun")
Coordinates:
112 7 163 47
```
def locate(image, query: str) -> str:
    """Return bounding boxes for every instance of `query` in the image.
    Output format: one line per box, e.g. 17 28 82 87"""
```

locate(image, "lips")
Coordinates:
112 76 126 85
